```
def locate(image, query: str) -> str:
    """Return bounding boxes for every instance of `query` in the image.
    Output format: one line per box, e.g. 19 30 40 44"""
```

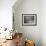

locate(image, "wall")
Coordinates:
0 0 16 30
0 0 46 46
41 0 46 46
13 0 41 46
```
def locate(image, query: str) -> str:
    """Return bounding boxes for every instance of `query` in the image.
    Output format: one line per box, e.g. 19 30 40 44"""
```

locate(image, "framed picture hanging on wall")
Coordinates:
22 14 37 26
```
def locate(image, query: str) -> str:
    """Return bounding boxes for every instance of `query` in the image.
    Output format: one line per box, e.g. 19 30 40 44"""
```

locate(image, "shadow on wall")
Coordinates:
12 0 24 10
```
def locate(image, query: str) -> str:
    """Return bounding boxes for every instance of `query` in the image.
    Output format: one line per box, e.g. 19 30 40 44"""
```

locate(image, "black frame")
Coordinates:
22 14 37 26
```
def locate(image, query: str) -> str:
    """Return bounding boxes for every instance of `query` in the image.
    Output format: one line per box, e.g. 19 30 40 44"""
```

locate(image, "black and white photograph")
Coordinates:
22 14 37 26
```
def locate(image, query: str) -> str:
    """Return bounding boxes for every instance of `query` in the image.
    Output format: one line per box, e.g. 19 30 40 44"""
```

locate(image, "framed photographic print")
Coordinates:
22 14 37 26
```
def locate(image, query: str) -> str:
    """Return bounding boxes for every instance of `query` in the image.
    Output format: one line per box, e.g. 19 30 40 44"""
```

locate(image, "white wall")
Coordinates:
41 0 46 46
0 0 16 30
13 0 41 46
